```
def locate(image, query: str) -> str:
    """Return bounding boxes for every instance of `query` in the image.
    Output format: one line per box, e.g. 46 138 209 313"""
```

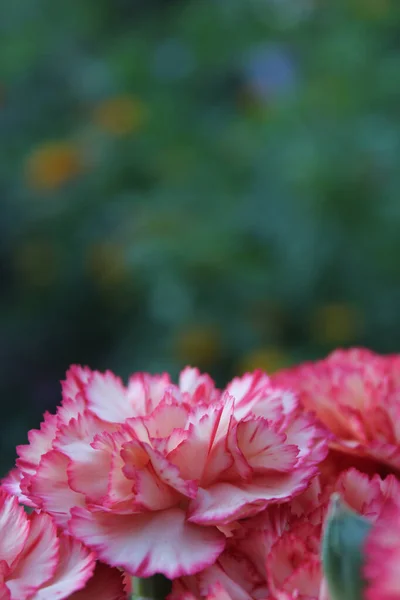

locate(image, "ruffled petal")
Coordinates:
189 467 317 525
86 371 133 423
335 469 383 516
365 501 400 600
32 535 94 600
0 490 30 568
54 412 111 460
121 446 178 512
30 450 86 528
198 550 265 600
226 371 297 422
7 513 59 600
16 412 58 478
226 371 272 417
207 583 235 600
267 534 310 590
54 413 114 502
281 557 321 598
168 403 233 483
283 414 328 464
169 587 199 600
123 440 197 499
179 368 219 406
236 420 299 472
62 365 92 403
0 585 11 600
68 563 127 600
127 372 172 415
169 578 200 599
1 469 35 507
58 393 87 425
140 402 189 439
70 507 226 578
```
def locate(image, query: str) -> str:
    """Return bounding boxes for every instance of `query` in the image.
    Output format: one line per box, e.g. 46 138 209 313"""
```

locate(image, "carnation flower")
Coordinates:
0 488 126 599
171 469 400 600
273 348 400 475
364 499 400 600
4 367 327 578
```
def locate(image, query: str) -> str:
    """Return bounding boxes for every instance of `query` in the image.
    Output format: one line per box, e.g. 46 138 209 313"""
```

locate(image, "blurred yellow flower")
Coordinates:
86 242 127 288
25 142 82 191
351 0 390 18
174 325 221 367
310 302 361 345
238 347 291 376
93 96 147 136
14 241 57 288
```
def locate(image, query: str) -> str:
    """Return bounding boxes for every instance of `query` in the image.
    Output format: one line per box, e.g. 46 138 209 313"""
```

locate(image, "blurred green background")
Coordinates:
1 0 400 474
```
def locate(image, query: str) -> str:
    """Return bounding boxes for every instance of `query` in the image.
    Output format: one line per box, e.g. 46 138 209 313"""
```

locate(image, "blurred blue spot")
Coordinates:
243 44 298 100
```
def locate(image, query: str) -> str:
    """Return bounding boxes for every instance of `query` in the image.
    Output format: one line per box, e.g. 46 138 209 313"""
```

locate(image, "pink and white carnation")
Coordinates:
171 468 400 600
0 488 126 599
364 498 400 600
272 348 400 476
4 366 327 578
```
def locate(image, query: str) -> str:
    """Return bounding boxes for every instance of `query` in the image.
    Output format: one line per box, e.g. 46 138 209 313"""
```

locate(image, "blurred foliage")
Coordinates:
1 0 400 473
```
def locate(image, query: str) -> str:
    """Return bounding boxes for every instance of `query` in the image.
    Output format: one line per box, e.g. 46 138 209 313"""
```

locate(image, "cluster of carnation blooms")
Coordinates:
1 348 399 599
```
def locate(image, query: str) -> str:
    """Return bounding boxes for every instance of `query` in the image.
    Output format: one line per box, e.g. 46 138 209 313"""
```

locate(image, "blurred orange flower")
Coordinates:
351 0 390 19
174 325 221 367
25 142 82 191
238 347 291 375
93 96 147 136
310 302 361 346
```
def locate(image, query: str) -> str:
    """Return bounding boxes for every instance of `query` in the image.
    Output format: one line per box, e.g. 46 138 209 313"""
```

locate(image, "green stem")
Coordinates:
131 574 172 600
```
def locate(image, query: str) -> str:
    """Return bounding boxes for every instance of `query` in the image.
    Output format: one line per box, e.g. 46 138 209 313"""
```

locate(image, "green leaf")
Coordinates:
322 493 372 600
